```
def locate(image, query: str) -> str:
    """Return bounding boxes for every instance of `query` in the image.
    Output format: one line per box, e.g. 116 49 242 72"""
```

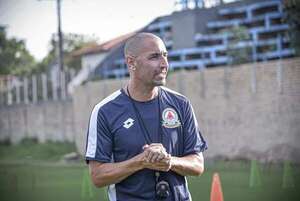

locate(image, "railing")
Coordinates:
99 0 294 79
0 70 75 106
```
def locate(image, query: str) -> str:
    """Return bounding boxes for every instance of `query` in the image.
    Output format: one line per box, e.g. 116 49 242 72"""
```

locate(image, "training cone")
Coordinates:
249 160 262 187
282 161 295 188
210 172 224 201
81 169 94 199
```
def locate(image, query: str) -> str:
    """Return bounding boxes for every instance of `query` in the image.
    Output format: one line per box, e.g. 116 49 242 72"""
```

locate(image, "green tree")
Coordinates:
38 33 98 73
283 0 300 55
221 25 252 65
0 26 36 75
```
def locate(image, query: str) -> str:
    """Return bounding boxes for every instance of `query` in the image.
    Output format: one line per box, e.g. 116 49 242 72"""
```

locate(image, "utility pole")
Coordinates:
39 0 65 100
38 0 64 72
57 0 64 72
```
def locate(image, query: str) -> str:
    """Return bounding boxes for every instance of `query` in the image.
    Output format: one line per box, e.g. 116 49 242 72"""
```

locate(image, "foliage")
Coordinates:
38 33 98 73
0 26 98 76
283 0 300 55
0 26 36 75
221 25 252 65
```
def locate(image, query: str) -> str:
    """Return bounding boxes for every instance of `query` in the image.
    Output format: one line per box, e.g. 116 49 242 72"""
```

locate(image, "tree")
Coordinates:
221 25 252 65
0 26 36 75
283 0 300 55
38 33 98 73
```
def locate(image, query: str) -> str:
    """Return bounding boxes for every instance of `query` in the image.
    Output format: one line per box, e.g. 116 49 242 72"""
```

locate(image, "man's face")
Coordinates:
132 38 169 87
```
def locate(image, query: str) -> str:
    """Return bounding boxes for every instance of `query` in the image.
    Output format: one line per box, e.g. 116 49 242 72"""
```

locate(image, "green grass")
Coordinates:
189 161 300 201
0 138 77 162
0 141 299 201
0 161 299 201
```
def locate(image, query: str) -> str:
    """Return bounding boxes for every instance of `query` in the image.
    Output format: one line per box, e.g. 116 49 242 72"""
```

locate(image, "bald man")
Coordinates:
85 32 207 201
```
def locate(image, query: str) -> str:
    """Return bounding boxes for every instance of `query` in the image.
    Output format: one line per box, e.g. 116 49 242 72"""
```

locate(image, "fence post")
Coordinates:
0 79 4 105
24 77 29 104
52 75 58 101
16 78 21 104
32 75 37 103
60 71 66 100
7 78 12 105
42 73 48 101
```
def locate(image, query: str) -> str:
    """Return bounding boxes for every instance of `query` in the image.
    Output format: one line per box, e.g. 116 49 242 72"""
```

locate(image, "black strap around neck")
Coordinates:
126 86 162 145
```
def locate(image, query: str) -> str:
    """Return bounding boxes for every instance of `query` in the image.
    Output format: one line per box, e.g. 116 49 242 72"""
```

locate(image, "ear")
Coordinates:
126 55 136 70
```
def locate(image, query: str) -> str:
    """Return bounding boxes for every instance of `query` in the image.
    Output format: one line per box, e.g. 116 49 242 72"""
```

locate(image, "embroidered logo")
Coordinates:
162 108 181 128
123 118 134 129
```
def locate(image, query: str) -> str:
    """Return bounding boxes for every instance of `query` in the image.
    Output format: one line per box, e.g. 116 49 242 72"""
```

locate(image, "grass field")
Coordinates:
0 161 299 201
0 140 299 201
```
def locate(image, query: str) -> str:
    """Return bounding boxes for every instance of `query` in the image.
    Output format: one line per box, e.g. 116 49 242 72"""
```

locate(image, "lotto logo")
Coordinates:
123 118 134 129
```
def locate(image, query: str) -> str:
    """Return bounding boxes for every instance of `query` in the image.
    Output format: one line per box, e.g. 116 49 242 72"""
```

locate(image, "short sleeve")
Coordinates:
182 100 207 156
85 106 113 164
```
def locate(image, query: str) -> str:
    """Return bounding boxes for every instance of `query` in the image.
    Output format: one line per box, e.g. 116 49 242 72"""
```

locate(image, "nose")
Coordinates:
160 56 169 69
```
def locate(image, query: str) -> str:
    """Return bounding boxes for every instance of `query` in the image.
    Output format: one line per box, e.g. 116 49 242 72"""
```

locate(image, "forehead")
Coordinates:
137 37 167 55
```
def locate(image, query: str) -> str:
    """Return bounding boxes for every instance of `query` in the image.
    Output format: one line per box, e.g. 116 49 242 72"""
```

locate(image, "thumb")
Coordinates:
143 144 149 150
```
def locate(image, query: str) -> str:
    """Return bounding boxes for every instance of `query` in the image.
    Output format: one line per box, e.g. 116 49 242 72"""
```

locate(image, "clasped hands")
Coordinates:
141 143 172 172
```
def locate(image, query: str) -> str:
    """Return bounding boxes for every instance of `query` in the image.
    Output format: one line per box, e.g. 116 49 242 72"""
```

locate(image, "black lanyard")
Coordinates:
126 86 163 144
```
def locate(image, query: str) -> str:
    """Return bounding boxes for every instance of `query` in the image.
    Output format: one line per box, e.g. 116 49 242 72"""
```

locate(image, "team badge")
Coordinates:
162 108 181 128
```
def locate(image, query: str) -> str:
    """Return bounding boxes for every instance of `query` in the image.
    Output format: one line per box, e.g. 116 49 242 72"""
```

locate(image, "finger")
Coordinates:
146 150 156 162
143 148 152 161
143 144 149 150
153 150 168 162
148 143 164 148
145 146 167 162
153 152 165 163
149 152 160 163
160 154 171 161
156 153 166 162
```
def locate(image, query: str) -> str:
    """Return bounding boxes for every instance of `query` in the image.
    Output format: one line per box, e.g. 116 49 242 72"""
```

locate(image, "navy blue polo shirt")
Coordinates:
85 86 207 201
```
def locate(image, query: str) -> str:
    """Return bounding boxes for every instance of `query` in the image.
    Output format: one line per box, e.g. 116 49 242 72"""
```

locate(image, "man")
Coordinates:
85 32 207 201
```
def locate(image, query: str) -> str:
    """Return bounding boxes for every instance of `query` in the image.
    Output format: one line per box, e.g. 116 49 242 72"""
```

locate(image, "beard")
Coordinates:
153 78 166 86
152 70 167 86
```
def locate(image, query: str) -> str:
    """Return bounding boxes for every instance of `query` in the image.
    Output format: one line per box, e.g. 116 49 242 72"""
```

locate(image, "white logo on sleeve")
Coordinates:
123 118 134 129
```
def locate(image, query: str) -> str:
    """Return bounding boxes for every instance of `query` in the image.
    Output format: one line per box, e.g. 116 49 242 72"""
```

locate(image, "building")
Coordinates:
68 32 135 93
77 0 295 80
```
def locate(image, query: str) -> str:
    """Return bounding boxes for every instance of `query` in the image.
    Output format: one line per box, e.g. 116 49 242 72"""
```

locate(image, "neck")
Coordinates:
126 81 158 101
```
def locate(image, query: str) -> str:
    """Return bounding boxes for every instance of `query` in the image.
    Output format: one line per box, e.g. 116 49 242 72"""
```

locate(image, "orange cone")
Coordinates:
210 172 224 201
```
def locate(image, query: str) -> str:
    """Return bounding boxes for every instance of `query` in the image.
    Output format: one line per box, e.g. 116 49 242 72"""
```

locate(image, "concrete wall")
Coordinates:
172 10 197 49
0 101 74 143
72 58 300 162
0 58 299 162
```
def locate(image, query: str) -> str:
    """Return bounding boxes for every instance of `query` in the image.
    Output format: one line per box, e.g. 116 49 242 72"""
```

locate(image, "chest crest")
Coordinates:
162 108 181 128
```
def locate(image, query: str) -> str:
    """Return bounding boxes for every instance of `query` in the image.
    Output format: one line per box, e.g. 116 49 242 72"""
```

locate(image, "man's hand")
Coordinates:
141 143 172 172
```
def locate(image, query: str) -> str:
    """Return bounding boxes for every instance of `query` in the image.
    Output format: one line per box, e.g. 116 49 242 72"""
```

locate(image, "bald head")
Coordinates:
124 32 163 57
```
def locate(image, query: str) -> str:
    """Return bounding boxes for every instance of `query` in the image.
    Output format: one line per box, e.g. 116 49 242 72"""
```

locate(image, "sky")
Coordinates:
0 0 175 61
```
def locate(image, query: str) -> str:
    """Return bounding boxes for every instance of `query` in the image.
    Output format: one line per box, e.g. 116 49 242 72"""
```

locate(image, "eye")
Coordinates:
149 53 160 59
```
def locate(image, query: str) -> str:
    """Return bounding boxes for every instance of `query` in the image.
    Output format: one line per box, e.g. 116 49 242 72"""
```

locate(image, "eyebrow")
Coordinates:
148 51 168 56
